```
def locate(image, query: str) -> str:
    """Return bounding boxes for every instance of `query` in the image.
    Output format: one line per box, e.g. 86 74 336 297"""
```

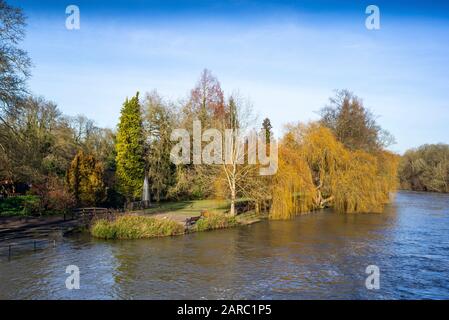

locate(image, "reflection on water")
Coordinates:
1 191 448 299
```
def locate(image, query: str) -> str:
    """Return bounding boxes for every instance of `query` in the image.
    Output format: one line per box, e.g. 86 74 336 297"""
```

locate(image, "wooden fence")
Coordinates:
0 238 56 259
0 207 126 258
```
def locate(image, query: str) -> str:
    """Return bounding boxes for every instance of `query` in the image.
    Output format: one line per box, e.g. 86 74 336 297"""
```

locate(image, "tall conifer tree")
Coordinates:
115 93 145 201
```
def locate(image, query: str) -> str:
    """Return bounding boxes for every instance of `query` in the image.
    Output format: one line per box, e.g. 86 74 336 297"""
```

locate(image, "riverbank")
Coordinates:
91 209 262 240
0 199 263 244
89 199 263 240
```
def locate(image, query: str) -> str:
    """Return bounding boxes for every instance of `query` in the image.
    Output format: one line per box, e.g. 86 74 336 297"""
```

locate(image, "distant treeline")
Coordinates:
399 144 449 193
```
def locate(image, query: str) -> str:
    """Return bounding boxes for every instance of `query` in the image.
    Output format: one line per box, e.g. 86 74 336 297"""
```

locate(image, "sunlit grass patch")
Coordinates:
192 212 239 232
91 215 185 239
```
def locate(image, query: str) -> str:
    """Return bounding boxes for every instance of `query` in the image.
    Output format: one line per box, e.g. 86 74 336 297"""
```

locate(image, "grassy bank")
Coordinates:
91 215 185 239
192 212 239 232
91 211 243 240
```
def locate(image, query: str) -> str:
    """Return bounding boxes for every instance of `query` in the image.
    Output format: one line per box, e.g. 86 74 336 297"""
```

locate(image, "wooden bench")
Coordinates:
185 216 201 227
184 209 210 227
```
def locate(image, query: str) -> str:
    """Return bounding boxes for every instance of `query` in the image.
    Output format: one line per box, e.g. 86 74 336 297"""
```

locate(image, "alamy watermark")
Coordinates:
65 5 80 30
365 5 381 30
365 265 380 290
65 265 80 290
64 5 380 31
63 263 380 291
170 120 278 175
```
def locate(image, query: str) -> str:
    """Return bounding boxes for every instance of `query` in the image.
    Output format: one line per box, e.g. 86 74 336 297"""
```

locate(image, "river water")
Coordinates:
0 191 448 299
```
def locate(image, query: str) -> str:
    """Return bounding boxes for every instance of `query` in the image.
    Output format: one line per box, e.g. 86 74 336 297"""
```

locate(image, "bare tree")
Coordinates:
0 0 31 118
215 95 270 216
319 90 395 152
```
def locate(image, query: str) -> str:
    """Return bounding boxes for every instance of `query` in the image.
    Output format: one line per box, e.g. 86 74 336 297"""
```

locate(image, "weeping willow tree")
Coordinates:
270 123 399 219
270 134 316 219
331 150 391 213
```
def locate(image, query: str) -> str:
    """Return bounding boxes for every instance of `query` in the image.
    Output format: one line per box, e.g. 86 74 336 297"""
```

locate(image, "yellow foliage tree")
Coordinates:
270 123 398 219
67 150 106 207
270 139 316 220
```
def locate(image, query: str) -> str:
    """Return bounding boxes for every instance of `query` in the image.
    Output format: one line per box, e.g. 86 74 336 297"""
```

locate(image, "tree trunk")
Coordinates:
230 188 236 216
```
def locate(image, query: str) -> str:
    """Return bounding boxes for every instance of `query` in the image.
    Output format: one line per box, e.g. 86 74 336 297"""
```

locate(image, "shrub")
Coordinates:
399 144 449 193
45 188 76 213
0 195 40 216
193 213 239 232
90 219 117 239
30 177 75 215
91 215 185 239
67 151 106 206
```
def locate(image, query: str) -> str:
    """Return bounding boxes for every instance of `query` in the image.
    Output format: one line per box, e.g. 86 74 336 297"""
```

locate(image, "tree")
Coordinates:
188 68 225 124
213 95 268 216
0 96 76 186
0 0 31 117
270 136 316 219
261 118 273 142
176 71 270 214
143 91 176 202
115 93 146 201
399 144 449 193
319 90 394 152
67 150 106 206
171 69 227 200
270 122 399 219
0 0 32 192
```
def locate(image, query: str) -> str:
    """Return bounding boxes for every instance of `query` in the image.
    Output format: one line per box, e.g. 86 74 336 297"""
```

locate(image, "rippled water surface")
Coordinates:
1 191 449 299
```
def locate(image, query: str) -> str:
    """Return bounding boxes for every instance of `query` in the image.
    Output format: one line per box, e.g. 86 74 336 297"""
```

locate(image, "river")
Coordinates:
0 191 448 299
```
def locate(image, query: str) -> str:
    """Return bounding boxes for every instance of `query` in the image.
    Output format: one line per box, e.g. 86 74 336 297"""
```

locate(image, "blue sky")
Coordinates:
10 0 449 153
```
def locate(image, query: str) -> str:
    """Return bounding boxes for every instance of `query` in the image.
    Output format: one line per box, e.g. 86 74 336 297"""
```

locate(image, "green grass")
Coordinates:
91 215 185 239
0 195 40 216
192 212 239 232
141 199 229 216
91 211 242 240
139 199 254 217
